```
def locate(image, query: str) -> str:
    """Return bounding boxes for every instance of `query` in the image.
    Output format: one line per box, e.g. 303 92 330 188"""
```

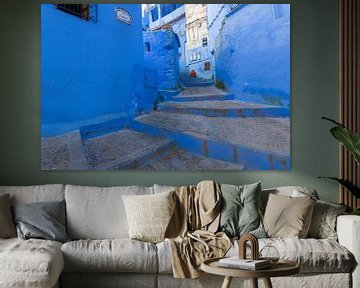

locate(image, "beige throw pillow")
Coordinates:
0 194 16 238
122 191 175 243
263 193 316 238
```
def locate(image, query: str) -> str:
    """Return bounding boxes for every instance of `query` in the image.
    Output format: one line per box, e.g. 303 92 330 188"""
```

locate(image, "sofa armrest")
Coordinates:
337 215 360 288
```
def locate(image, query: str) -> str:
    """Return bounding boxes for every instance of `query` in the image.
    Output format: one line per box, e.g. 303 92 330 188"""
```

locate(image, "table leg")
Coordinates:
221 276 233 288
263 277 273 288
251 278 258 288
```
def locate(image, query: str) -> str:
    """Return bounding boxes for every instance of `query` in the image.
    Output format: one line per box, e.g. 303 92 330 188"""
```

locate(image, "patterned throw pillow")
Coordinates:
307 200 347 240
122 191 175 243
0 194 16 238
218 182 266 239
263 193 316 238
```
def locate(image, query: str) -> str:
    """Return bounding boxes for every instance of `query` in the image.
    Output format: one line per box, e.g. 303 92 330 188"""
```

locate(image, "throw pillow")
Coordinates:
263 193 316 238
0 194 16 238
261 186 319 213
218 182 266 238
122 191 175 243
12 200 70 243
307 200 347 240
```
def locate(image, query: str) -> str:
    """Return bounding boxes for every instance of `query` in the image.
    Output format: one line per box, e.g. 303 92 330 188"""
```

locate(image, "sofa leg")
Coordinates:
263 277 273 288
221 276 232 288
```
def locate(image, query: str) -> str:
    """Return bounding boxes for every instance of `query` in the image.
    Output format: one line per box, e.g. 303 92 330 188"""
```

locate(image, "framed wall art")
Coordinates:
41 3 290 170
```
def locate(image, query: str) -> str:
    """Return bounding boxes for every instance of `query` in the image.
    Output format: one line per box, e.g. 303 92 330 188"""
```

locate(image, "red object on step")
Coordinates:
190 70 197 78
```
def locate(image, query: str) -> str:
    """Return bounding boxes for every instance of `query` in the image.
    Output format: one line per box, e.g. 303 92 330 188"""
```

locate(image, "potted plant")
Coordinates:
320 117 360 215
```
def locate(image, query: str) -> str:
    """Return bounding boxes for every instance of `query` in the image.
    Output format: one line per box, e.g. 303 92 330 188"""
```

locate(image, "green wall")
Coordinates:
0 0 340 203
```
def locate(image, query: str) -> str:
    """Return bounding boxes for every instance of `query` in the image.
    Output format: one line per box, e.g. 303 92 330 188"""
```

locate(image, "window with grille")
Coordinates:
191 52 201 62
55 4 97 22
144 42 151 52
160 4 184 18
189 27 198 41
202 37 208 47
204 62 211 71
150 7 159 22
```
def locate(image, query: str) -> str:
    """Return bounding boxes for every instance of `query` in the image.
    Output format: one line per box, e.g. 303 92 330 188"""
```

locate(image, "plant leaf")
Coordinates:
322 117 360 165
330 126 360 165
318 177 360 198
322 116 344 127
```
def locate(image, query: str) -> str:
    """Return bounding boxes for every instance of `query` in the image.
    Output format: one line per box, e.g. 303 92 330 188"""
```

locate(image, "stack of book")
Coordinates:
218 257 271 270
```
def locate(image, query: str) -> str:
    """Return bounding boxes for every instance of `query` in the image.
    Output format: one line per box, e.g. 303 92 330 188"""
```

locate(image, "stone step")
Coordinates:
180 77 214 87
41 130 89 170
131 112 290 170
42 128 244 170
83 129 173 170
158 100 289 118
127 146 244 170
172 86 234 102
80 117 127 140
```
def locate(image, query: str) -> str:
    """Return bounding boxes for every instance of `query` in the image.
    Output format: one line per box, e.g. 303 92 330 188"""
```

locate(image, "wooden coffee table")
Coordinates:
201 257 300 288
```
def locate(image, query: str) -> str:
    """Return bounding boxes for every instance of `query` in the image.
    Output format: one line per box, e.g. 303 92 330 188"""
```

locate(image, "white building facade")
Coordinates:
185 4 213 80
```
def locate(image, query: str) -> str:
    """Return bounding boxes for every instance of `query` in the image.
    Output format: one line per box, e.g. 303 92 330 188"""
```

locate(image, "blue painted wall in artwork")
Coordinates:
143 30 180 92
209 4 290 107
170 19 187 77
41 4 144 131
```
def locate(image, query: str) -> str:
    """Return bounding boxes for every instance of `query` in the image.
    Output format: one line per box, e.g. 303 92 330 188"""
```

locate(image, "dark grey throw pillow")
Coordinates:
12 200 70 243
218 182 266 238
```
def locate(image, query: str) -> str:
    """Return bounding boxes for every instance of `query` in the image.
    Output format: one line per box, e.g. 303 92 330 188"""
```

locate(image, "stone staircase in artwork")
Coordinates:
157 86 288 118
41 82 290 170
179 75 215 87
129 84 290 170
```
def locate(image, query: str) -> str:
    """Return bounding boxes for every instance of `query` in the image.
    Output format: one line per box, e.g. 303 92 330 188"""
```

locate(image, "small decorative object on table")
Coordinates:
238 234 259 260
218 234 271 270
259 245 280 265
201 234 300 288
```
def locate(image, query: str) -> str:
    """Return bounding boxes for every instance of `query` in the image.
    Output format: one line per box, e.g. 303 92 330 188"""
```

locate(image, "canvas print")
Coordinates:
41 4 290 170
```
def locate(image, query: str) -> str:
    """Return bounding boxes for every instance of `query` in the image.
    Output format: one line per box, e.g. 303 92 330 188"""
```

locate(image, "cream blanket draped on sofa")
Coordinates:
165 181 231 279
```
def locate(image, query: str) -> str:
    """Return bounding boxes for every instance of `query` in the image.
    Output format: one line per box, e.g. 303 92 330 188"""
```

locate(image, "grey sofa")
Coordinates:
0 184 359 288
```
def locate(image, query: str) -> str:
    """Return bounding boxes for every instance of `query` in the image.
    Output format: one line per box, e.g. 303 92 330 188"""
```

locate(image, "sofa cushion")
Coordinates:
0 238 64 288
61 273 157 288
0 194 16 238
157 238 353 274
156 240 173 274
65 185 153 239
0 184 65 204
61 239 158 273
153 184 176 194
234 238 353 273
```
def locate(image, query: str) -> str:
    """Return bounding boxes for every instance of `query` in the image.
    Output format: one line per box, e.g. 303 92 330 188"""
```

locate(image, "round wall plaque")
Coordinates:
115 8 132 25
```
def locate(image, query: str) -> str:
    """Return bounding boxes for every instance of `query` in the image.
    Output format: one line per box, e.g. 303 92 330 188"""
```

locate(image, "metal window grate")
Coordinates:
55 4 97 22
202 37 208 47
204 62 211 71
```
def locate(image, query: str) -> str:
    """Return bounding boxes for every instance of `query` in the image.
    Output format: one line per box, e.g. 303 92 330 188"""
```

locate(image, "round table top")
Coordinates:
201 257 300 278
